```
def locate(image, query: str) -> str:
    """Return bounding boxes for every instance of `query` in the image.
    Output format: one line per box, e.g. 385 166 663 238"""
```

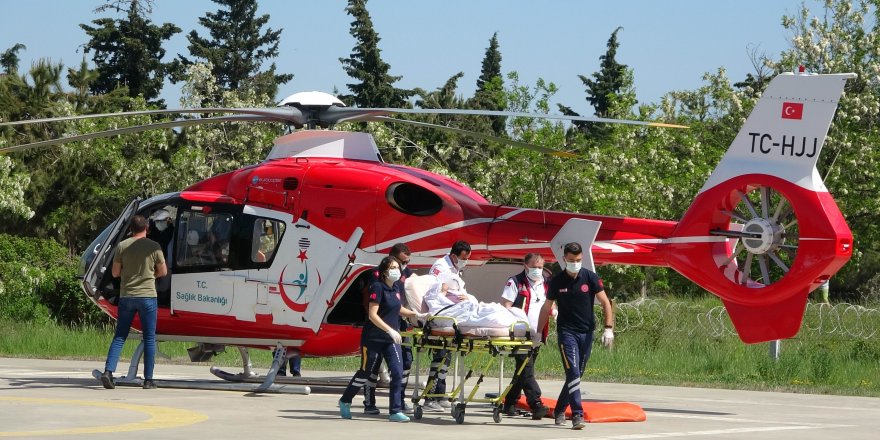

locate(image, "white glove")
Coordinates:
601 328 614 348
387 329 402 344
416 312 429 321
531 329 544 347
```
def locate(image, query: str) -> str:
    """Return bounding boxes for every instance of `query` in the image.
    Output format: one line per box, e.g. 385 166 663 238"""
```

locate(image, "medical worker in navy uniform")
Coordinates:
536 242 615 430
362 243 416 414
340 256 423 422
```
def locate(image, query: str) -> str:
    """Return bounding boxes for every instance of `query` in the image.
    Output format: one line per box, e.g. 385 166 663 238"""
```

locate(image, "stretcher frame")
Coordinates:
403 316 535 424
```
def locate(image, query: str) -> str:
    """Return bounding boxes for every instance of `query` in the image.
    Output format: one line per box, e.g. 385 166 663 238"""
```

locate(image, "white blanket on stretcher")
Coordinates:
409 272 529 330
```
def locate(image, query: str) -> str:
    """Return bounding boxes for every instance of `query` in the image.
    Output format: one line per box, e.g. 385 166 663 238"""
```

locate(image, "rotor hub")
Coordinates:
741 217 784 255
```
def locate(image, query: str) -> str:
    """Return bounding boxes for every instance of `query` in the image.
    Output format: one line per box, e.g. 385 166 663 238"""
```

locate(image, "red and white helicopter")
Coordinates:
0 69 854 389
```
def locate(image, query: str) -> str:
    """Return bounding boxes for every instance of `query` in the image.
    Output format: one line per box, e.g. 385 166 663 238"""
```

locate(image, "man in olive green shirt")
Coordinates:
100 214 167 390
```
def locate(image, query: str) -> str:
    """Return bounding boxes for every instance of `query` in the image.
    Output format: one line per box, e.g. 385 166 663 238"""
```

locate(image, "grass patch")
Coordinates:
2 297 879 397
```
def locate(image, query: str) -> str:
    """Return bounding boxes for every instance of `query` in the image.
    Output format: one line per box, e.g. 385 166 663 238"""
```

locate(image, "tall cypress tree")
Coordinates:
584 27 629 117
471 32 505 135
178 0 293 100
80 0 180 104
339 0 412 108
557 27 632 137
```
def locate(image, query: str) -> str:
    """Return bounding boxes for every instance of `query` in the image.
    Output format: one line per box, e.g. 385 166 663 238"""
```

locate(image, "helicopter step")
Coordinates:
209 366 356 388
209 344 389 390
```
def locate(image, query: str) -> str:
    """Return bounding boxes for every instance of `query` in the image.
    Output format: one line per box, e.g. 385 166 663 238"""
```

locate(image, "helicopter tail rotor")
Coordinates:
665 71 855 343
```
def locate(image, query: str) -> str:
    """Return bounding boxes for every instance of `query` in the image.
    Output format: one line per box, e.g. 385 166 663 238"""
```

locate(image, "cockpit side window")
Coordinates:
252 218 285 264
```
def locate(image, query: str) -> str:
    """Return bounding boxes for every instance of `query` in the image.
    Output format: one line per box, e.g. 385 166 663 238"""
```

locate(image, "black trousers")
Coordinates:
504 347 542 409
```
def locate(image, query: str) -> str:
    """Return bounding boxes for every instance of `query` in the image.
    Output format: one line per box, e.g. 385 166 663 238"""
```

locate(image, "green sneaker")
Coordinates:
389 412 410 422
339 400 352 419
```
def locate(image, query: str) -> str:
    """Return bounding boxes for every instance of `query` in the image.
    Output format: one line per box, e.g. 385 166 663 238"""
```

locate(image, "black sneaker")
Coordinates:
143 379 157 389
531 403 550 420
554 413 567 426
100 370 115 389
572 414 586 430
364 405 380 415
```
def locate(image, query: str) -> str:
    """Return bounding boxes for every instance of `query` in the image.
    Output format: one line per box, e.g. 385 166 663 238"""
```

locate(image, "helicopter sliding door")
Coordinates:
81 198 140 301
170 203 252 318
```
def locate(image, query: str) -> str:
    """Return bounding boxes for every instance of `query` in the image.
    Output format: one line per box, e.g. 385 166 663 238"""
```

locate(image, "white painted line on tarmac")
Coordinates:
551 423 853 439
647 411 852 427
649 395 879 413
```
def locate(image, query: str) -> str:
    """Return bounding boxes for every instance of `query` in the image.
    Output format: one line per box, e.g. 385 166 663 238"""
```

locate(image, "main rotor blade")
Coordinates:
0 115 278 154
325 106 688 129
0 107 305 127
367 116 577 158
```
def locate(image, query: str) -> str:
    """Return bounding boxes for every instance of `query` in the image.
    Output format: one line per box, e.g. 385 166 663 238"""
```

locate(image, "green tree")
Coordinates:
80 0 180 104
177 0 293 101
339 0 413 107
174 62 281 183
470 32 506 135
773 0 880 299
0 59 66 139
66 57 99 112
558 27 634 139
0 156 33 221
1 43 26 75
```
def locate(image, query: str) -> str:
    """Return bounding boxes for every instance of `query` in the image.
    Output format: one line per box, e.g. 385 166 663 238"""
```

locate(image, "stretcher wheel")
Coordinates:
452 404 465 424
414 405 423 420
492 406 502 423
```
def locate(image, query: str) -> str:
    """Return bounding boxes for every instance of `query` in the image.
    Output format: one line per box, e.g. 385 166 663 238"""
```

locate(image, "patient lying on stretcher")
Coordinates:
421 273 529 331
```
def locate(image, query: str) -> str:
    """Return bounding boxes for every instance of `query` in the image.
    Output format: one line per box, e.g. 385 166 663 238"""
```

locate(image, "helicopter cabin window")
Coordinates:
176 209 235 269
252 218 285 263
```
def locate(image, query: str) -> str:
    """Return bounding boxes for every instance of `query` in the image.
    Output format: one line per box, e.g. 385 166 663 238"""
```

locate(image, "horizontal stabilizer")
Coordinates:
551 218 602 271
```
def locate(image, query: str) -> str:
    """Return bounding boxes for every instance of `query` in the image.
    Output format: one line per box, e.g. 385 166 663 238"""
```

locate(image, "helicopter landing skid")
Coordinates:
91 340 146 387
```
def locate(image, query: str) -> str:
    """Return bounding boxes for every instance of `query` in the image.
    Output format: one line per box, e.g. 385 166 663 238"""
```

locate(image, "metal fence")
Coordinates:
611 299 879 340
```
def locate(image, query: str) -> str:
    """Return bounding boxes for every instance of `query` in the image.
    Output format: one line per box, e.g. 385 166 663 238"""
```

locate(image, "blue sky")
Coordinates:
1 0 824 111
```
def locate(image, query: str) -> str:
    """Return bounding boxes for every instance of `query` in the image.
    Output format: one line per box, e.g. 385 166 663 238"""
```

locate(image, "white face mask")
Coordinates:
526 267 543 281
387 269 401 282
565 261 582 274
155 221 168 232
455 258 468 270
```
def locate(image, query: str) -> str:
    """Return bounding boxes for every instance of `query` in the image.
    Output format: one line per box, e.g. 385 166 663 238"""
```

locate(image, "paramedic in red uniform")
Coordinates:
500 253 551 420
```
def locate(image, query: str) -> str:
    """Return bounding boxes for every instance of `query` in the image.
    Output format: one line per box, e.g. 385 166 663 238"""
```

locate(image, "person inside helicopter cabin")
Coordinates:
361 243 416 414
208 215 233 265
339 256 426 422
148 209 174 305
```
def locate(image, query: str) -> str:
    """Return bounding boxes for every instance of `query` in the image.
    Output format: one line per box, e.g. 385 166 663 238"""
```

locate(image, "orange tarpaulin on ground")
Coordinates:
516 395 646 423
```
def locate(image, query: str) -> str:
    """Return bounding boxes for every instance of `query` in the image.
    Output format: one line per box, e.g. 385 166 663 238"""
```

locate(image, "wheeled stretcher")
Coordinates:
402 316 536 424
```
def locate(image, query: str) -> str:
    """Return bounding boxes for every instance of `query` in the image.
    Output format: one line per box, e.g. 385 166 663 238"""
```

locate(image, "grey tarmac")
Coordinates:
1 357 878 439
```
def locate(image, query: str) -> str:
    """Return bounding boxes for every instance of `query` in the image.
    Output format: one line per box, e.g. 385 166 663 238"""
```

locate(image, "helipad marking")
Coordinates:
0 397 208 437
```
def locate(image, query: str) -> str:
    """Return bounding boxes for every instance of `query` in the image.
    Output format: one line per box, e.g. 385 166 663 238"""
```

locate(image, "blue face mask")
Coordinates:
526 267 543 281
387 269 401 282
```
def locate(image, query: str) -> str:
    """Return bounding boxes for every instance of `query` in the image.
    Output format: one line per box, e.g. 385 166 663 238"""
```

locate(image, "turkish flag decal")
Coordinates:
782 102 803 120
